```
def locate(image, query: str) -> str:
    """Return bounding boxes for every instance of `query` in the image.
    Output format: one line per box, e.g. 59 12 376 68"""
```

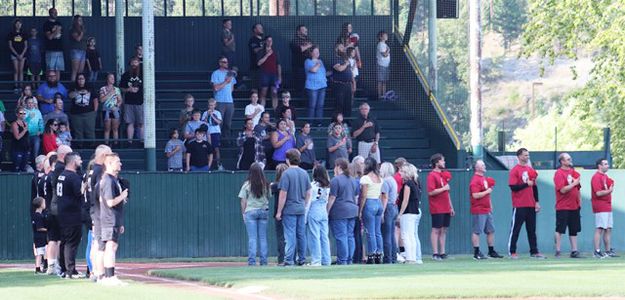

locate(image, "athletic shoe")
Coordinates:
570 251 583 258
606 249 620 257
67 272 84 279
98 276 128 286
509 253 520 259
531 253 547 259
415 259 424 265
439 253 449 260
397 252 406 263
554 251 561 258
218 164 225 171
593 250 606 258
473 252 488 260
35 270 46 275
306 263 322 267
432 254 442 261
488 251 504 258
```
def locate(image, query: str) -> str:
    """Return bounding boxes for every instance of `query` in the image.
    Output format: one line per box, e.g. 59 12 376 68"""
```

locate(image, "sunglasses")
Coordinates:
52 123 59 126
219 60 228 63
18 112 26 115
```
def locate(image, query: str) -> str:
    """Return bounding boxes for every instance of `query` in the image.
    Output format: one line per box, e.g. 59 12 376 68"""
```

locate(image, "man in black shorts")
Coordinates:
89 145 112 281
99 153 128 285
56 152 84 278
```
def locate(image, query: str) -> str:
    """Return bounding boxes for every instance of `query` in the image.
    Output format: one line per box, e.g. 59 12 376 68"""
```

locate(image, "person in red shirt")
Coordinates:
470 160 503 260
553 153 582 258
393 157 407 260
42 119 59 154
427 153 455 261
507 148 546 259
591 158 618 258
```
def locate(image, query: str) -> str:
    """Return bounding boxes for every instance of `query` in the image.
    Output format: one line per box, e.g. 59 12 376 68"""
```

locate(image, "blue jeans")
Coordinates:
330 218 356 265
29 135 40 165
13 150 29 172
190 165 209 172
282 214 306 265
89 71 99 83
363 198 384 255
306 201 331 265
244 209 269 265
307 88 326 122
86 229 93 271
382 204 398 263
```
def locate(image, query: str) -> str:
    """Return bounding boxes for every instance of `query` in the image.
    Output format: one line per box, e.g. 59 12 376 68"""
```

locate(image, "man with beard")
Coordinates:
47 145 73 275
120 57 143 144
37 70 68 115
248 23 264 88
43 8 64 78
56 152 84 278
290 25 313 92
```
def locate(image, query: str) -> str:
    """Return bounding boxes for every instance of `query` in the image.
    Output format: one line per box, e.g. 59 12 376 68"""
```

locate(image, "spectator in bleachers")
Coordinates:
25 97 43 164
254 112 274 166
296 122 315 170
245 90 264 127
184 109 205 141
120 57 144 143
274 90 297 121
17 84 34 108
99 73 122 145
165 128 185 172
68 73 97 147
11 107 30 172
133 44 143 66
237 118 265 171
257 36 282 109
8 18 27 94
202 98 224 170
327 122 350 170
42 119 59 154
185 125 213 172
26 28 43 85
179 94 196 129
352 103 381 163
221 19 236 68
68 15 86 82
271 119 295 168
85 37 102 83
57 122 71 146
44 95 69 127
37 70 68 115
305 45 327 127
376 31 390 99
336 23 361 70
0 106 5 158
290 25 313 92
331 49 353 119
347 47 358 96
211 56 236 143
248 23 264 86
281 107 296 135
327 112 352 140
43 8 64 78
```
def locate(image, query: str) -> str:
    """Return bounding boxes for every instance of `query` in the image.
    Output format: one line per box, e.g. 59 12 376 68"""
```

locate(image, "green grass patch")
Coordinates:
0 269 226 300
152 256 625 299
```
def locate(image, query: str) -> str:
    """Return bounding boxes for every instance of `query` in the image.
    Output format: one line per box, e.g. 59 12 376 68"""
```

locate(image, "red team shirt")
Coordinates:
427 171 452 214
508 164 537 208
553 168 581 211
469 173 492 214
591 171 613 213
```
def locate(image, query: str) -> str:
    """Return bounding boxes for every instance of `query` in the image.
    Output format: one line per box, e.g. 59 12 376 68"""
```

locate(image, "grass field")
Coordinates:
151 255 625 299
0 269 226 300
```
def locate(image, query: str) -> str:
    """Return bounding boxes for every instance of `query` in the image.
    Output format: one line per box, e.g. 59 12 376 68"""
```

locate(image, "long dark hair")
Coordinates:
313 165 330 188
364 157 379 176
71 15 83 33
247 163 269 198
73 73 91 90
44 119 57 134
337 22 351 44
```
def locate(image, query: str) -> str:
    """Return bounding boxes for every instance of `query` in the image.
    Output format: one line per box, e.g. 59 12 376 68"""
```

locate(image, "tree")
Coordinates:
521 0 625 166
487 0 527 49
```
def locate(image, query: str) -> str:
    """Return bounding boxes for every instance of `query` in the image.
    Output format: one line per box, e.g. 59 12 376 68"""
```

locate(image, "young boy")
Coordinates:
184 109 206 141
32 197 47 274
244 90 264 126
202 98 224 170
57 122 72 146
185 126 214 172
376 31 390 99
165 128 185 172
27 28 43 85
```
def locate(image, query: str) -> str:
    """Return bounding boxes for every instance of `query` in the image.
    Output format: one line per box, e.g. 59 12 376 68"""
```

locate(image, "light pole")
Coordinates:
531 81 543 116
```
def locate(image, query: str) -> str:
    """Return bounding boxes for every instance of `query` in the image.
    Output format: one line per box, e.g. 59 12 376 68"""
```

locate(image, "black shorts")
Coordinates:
556 209 581 235
91 211 101 241
431 213 451 229
46 215 61 241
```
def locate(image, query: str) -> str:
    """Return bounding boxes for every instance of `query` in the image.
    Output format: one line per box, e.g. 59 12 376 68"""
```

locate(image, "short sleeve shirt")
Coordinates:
554 168 581 210
245 104 264 126
427 171 452 214
211 69 236 103
328 174 359 220
508 164 537 208
201 110 222 134
221 28 236 52
376 42 390 67
591 172 612 213
360 175 382 199
278 167 311 215
165 139 185 169
185 139 213 167
57 170 83 227
469 173 492 214
99 174 124 228
351 115 380 142
381 177 398 205
238 181 271 212
43 19 63 51
69 87 97 115
119 72 143 105
7 31 27 54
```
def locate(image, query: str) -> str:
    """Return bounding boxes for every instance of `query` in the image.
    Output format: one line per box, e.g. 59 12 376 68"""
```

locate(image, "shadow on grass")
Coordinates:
0 270 83 289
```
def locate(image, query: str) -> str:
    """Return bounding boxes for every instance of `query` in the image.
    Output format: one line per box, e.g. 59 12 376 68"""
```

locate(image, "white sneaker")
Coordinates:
396 252 406 263
98 276 128 286
415 259 423 265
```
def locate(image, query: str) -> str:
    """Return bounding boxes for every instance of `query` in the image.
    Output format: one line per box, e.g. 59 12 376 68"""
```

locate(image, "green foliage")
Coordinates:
487 0 527 49
521 0 625 166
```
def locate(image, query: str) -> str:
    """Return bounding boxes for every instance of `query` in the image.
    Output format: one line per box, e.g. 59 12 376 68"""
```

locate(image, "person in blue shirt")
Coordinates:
305 45 328 127
37 70 67 115
211 56 237 144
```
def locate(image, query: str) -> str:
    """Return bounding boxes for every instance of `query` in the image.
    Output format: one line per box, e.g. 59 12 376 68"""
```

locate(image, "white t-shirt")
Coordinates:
377 41 390 67
349 58 359 78
245 103 265 126
201 110 222 134
0 111 5 132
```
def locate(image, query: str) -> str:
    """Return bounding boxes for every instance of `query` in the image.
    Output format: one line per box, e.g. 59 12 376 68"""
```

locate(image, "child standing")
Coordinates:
26 28 43 85
57 122 72 146
165 128 186 172
32 197 47 274
244 90 264 127
85 37 102 83
184 109 206 141
202 98 224 170
376 31 390 99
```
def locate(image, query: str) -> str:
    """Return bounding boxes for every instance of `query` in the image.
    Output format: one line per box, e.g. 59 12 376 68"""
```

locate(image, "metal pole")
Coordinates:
604 127 612 167
115 0 125 84
143 0 156 171
469 0 483 160
428 0 437 95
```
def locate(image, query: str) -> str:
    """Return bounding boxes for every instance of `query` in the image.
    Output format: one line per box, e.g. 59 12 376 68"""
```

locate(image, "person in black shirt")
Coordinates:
56 152 84 278
42 8 64 77
351 103 381 163
32 197 47 274
88 145 111 281
120 57 144 143
8 18 27 92
248 23 264 88
48 145 72 275
290 25 313 93
274 90 297 121
99 153 128 285
69 73 98 148
331 50 353 119
185 127 214 172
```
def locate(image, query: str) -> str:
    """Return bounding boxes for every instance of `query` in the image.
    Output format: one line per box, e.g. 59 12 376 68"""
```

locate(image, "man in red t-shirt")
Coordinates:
427 153 455 261
507 148 545 259
553 153 582 258
470 160 503 260
591 158 618 258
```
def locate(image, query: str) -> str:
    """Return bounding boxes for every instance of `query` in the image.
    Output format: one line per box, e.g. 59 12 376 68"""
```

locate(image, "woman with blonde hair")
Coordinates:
397 163 423 264
380 162 399 263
